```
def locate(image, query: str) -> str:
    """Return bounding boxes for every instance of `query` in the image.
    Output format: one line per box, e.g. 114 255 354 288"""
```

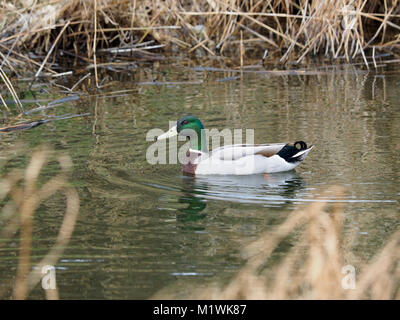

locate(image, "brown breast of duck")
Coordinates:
183 150 201 175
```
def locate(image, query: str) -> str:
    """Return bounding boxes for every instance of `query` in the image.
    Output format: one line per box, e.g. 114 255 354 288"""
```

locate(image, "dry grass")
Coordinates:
0 0 400 70
153 187 400 299
1 1 400 118
0 145 80 300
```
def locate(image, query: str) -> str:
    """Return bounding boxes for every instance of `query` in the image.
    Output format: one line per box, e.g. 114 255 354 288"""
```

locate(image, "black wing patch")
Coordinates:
277 141 308 163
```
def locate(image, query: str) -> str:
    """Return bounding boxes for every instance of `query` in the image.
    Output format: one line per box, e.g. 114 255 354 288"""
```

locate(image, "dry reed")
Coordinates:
0 145 80 300
0 0 400 71
153 187 400 299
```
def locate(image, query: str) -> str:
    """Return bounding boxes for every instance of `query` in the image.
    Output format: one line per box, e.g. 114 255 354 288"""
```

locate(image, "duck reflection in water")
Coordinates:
177 176 208 223
177 170 305 222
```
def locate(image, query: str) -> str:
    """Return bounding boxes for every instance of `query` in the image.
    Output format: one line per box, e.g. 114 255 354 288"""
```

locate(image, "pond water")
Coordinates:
0 61 399 299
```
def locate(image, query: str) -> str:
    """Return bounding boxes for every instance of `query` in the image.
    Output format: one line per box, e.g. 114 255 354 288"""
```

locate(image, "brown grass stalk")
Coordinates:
0 66 23 113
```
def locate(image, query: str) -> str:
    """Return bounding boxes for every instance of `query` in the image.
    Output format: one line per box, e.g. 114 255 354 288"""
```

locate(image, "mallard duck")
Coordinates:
157 116 313 175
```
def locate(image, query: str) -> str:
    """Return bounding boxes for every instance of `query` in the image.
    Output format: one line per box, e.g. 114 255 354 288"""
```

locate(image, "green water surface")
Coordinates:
0 62 399 299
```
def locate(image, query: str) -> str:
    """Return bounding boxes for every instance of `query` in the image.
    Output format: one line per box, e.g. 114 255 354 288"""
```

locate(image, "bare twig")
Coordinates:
32 21 71 82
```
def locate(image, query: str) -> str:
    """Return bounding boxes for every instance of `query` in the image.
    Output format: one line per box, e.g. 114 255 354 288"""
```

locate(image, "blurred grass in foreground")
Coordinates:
0 145 398 299
0 144 80 299
153 187 400 299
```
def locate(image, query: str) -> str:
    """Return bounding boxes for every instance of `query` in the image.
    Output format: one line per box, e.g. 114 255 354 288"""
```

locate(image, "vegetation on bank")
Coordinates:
1 0 400 70
1 0 400 121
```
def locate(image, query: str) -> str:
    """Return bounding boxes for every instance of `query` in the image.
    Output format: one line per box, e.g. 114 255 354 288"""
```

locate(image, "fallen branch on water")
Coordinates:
0 113 90 133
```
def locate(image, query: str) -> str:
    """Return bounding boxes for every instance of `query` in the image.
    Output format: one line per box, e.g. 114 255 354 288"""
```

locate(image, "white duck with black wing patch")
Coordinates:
157 116 314 175
193 141 313 175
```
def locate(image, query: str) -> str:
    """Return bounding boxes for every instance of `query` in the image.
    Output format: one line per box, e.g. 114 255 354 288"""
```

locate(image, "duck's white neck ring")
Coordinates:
189 148 204 154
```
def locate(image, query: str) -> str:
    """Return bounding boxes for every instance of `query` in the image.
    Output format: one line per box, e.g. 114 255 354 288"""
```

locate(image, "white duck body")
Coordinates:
156 116 314 176
187 143 313 175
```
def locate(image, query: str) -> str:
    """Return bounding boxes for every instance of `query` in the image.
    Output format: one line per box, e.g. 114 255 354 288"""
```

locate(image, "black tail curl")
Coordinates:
294 141 307 150
277 140 309 163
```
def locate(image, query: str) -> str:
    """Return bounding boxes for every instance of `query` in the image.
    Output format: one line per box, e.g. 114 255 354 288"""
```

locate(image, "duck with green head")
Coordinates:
157 115 313 175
